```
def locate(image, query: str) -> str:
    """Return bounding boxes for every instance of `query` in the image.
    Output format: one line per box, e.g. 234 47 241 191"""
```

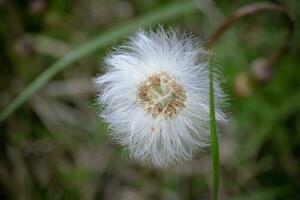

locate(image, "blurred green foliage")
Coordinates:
0 0 299 199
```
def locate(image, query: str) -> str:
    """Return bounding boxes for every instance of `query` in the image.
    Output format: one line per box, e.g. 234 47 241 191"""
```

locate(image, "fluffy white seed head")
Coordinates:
94 27 226 167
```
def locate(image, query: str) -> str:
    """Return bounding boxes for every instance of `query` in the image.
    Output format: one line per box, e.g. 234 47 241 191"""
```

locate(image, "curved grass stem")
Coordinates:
206 3 294 200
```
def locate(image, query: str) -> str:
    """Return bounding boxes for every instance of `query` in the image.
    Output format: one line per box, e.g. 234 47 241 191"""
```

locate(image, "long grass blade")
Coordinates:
0 1 197 123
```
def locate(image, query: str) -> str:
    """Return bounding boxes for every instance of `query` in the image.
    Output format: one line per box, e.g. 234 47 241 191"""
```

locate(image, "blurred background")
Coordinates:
0 0 299 199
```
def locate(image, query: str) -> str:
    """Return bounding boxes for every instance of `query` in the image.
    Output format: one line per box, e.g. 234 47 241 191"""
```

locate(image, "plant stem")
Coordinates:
209 64 220 200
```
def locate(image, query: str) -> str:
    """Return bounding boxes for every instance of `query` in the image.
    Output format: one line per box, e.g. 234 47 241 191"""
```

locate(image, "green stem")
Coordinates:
0 1 197 123
209 64 220 200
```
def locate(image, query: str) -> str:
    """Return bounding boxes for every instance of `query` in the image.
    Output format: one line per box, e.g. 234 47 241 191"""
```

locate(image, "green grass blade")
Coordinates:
0 1 197 123
209 65 220 200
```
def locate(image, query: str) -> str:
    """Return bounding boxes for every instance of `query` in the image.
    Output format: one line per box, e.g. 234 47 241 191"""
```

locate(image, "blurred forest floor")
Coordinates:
0 0 300 199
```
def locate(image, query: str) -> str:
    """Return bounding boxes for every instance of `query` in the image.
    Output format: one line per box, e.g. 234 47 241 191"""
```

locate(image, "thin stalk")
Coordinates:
209 64 220 200
205 3 294 199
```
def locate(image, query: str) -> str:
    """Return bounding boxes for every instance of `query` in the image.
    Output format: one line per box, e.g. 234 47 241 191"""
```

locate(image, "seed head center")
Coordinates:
137 71 186 119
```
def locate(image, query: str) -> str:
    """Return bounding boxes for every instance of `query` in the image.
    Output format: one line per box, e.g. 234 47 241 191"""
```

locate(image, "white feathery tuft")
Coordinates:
94 27 226 167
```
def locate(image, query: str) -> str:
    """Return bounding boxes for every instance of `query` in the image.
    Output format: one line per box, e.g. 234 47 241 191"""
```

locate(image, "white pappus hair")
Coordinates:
94 27 226 167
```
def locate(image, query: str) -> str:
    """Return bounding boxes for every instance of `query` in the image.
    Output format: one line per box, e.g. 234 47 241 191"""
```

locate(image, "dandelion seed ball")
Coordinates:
94 27 226 167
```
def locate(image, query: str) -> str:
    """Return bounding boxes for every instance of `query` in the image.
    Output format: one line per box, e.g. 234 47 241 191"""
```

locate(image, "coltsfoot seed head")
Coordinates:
94 27 226 167
137 71 186 119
